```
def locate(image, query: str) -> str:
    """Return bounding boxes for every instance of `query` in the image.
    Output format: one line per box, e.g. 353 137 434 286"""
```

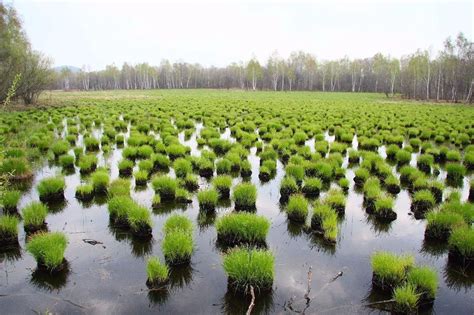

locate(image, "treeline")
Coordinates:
0 4 53 105
56 33 473 102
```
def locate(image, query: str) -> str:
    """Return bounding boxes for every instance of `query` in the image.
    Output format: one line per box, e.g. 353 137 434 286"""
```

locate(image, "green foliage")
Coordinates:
1 190 21 209
26 232 67 270
22 201 48 228
0 215 19 238
146 257 169 284
37 176 65 199
216 212 270 245
91 169 109 192
152 176 177 200
286 194 308 222
108 178 130 197
407 266 438 299
162 230 194 265
371 251 414 288
393 284 419 312
197 189 219 210
448 227 474 258
232 182 257 210
163 214 193 235
212 175 232 198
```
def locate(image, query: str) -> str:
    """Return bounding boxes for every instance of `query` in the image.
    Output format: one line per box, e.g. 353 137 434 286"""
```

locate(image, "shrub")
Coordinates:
197 189 219 211
223 248 274 293
280 176 298 199
173 158 192 178
216 212 270 245
407 266 438 299
26 232 68 271
91 170 109 193
162 230 194 265
108 178 131 197
1 190 21 211
212 175 232 198
371 251 414 290
0 215 19 244
302 177 322 197
75 184 94 201
393 284 419 313
163 214 193 235
22 202 48 232
37 176 65 201
146 257 169 287
59 154 75 169
232 182 257 210
152 176 177 201
286 194 308 223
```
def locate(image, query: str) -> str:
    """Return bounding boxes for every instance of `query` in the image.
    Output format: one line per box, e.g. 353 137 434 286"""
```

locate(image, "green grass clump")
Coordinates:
59 154 75 169
37 176 65 201
374 194 396 220
223 248 274 293
1 190 21 211
108 178 131 197
311 203 338 243
417 154 434 173
446 163 466 183
107 196 135 225
163 214 193 235
26 232 68 271
146 257 169 286
396 149 412 165
75 184 94 200
371 251 414 290
162 230 194 265
232 182 257 210
425 211 466 240
286 194 308 223
407 266 438 299
78 154 98 174
175 188 191 203
412 189 435 215
353 167 370 185
152 176 178 201
285 164 305 184
22 202 48 231
216 212 270 245
0 215 19 242
51 140 70 157
127 204 152 236
197 189 219 211
173 158 192 178
302 177 322 197
280 176 298 199
91 170 109 193
0 158 32 178
182 173 199 191
448 227 474 260
118 159 134 175
212 175 232 198
323 189 346 214
393 283 419 313
134 170 149 186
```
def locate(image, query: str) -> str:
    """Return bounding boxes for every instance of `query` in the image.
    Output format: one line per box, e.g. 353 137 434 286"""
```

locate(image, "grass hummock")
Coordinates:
152 176 177 201
232 182 257 210
212 175 232 199
393 283 419 313
107 196 135 226
302 177 322 197
75 184 94 201
26 232 68 272
1 190 21 213
197 189 219 211
323 189 346 214
448 227 474 264
407 266 438 301
425 211 466 241
373 194 397 221
127 204 153 238
91 169 109 193
411 189 435 218
371 251 414 291
311 203 338 243
0 215 20 245
146 257 169 288
162 230 194 265
37 176 65 201
108 178 131 197
286 194 308 223
280 176 298 200
216 212 270 246
163 214 193 235
223 248 274 293
22 202 48 233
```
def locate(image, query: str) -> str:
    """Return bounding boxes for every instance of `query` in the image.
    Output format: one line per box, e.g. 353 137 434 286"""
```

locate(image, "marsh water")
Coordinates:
0 122 473 315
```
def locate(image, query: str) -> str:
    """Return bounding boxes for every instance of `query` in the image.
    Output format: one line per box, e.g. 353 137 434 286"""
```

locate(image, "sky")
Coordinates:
9 0 474 70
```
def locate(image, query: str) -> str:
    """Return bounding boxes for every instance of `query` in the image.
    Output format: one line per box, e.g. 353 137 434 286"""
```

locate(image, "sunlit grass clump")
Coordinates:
197 189 219 211
22 201 48 232
162 230 194 265
371 251 414 290
216 212 270 246
311 203 338 243
232 182 257 210
108 178 131 197
212 175 232 198
407 266 438 300
107 196 135 226
127 204 153 238
323 189 346 214
223 248 274 293
411 189 435 218
286 194 308 223
448 227 474 263
280 176 298 200
163 214 193 235
0 215 19 245
302 177 322 197
146 257 169 287
393 283 419 313
91 169 109 193
37 176 65 201
75 184 94 201
26 232 68 272
425 211 466 240
152 176 178 201
1 190 21 212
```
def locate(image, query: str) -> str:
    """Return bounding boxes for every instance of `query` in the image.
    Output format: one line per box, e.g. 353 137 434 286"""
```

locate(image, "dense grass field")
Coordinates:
0 90 473 314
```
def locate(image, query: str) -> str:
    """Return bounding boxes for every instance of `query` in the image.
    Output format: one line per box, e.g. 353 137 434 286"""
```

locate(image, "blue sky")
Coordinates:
11 0 473 70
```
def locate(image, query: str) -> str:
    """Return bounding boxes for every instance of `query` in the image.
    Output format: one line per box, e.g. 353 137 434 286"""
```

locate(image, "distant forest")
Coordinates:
56 34 473 102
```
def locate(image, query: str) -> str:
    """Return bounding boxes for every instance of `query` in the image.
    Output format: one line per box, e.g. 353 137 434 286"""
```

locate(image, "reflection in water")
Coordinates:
44 199 68 214
30 262 70 292
365 214 393 234
421 238 448 257
308 232 336 255
197 210 216 231
168 264 194 289
286 220 305 239
221 288 274 315
0 244 22 263
147 286 169 306
444 259 474 291
130 236 154 258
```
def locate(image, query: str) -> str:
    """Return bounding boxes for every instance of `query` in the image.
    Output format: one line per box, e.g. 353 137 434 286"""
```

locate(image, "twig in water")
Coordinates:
246 285 255 315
